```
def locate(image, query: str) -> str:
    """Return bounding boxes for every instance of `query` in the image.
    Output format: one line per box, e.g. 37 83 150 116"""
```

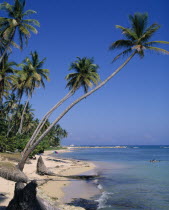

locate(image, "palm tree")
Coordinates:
0 54 17 102
109 13 169 61
18 13 169 171
20 102 35 135
3 93 18 136
66 57 100 93
22 57 100 155
4 93 18 115
16 51 49 134
0 0 40 63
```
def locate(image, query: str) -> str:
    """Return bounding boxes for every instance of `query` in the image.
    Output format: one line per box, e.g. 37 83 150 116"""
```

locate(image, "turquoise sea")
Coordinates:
57 146 169 210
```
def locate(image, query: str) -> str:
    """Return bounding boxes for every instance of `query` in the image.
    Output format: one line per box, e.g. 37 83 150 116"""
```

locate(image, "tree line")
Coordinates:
0 0 67 155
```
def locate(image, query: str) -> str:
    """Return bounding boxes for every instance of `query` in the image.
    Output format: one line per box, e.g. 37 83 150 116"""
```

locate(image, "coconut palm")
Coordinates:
22 57 100 156
20 102 35 134
109 13 169 61
4 93 18 115
0 0 40 63
3 93 18 136
16 51 49 134
18 13 169 171
0 54 17 102
66 57 100 93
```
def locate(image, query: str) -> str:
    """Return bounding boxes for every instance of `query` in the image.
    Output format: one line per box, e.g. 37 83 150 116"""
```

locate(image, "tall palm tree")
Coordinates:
0 54 17 102
22 57 100 155
109 13 169 61
16 51 49 134
18 13 169 171
0 0 40 63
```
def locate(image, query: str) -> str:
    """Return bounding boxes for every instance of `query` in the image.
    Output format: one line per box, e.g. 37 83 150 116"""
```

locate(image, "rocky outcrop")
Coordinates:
36 156 56 176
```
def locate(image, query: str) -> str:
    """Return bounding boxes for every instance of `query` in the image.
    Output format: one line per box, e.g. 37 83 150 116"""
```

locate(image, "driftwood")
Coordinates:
36 156 56 176
0 166 28 183
7 181 58 210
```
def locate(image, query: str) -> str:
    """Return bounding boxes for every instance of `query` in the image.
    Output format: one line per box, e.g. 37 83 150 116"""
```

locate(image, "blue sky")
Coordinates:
6 0 169 145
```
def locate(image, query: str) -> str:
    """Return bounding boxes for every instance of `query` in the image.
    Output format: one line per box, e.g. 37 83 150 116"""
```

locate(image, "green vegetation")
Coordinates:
0 161 15 168
0 152 21 162
0 0 68 156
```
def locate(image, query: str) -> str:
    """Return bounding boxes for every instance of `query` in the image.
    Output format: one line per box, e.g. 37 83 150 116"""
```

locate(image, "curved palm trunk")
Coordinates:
22 91 73 155
18 52 136 171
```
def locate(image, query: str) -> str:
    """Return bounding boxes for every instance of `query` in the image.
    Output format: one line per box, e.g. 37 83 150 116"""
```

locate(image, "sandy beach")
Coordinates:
0 149 97 209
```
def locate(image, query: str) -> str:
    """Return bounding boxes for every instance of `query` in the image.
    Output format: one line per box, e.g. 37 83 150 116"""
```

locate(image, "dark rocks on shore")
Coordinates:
67 198 99 210
59 175 100 180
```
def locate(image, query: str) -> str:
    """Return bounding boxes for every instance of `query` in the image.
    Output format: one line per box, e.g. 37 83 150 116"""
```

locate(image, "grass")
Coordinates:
0 161 15 168
0 152 21 162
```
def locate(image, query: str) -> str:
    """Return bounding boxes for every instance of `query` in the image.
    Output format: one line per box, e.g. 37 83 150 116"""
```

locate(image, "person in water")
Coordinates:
150 159 160 162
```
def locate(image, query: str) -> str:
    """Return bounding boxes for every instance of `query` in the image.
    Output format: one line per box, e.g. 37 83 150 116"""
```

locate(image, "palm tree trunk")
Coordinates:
17 95 31 135
22 91 73 155
6 120 13 137
18 52 136 171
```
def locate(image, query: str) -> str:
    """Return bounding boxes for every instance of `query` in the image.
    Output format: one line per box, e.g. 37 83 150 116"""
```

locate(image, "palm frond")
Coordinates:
11 40 20 49
139 23 160 43
23 19 40 27
116 25 138 40
109 40 133 50
144 41 169 46
23 10 37 16
22 23 38 34
0 2 14 14
146 46 169 55
112 48 133 62
129 13 148 37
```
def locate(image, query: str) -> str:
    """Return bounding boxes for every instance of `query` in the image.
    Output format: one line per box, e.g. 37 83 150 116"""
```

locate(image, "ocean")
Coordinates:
57 146 169 210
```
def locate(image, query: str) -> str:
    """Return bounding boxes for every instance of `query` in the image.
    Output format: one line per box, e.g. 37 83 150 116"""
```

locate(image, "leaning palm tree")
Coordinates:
0 54 17 102
18 13 169 171
22 57 100 155
0 0 40 63
16 51 49 134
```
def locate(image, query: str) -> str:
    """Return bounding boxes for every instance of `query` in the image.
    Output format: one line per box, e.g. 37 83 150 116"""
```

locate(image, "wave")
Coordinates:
96 191 114 209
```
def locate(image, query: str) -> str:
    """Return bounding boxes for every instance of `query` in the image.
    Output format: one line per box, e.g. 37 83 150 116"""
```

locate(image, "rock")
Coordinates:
67 198 99 210
37 156 56 176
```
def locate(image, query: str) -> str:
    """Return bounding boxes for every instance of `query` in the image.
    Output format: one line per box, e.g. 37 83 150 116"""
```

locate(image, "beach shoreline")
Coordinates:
0 148 97 209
